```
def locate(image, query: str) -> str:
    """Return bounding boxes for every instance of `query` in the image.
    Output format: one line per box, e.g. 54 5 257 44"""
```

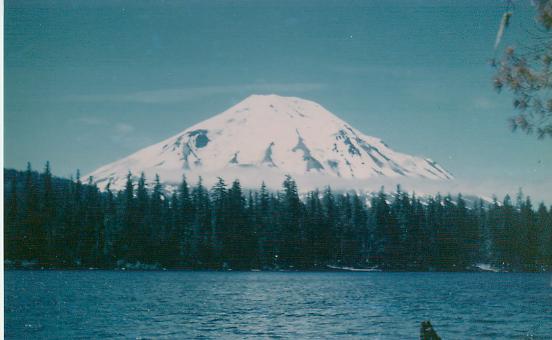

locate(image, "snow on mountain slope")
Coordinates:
87 94 452 191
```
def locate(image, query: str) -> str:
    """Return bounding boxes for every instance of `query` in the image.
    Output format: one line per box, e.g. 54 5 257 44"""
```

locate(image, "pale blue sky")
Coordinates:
5 1 552 200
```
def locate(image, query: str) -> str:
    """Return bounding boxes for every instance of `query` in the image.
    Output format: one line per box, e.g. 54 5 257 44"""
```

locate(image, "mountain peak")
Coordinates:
87 94 452 191
244 93 310 103
229 94 332 119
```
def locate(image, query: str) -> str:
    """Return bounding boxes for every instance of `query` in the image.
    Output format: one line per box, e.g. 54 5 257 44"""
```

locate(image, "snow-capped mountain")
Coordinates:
87 94 452 191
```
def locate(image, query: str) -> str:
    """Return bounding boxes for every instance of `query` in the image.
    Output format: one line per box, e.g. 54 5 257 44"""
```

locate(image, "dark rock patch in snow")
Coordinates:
366 152 384 168
424 168 439 178
293 109 306 118
187 129 210 148
425 159 452 179
345 159 354 177
373 168 384 176
188 129 208 137
173 136 184 151
229 152 239 164
327 160 341 177
195 134 209 148
181 143 200 170
262 143 277 167
389 161 407 176
356 138 391 165
292 131 324 172
336 130 361 156
95 177 110 184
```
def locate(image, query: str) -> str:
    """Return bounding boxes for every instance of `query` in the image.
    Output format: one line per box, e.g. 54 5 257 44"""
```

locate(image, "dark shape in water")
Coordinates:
420 320 441 340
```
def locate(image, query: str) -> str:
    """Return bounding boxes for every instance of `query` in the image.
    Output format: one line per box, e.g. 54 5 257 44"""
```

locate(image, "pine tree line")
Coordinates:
4 163 552 271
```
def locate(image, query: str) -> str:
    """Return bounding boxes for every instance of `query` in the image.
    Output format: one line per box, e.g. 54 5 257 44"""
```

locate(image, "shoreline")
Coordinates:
5 263 548 273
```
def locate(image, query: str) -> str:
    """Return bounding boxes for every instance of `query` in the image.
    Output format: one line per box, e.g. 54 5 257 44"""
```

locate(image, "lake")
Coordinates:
5 271 552 339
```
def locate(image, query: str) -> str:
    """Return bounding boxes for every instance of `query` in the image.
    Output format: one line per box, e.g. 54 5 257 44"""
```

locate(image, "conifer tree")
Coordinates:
23 162 43 260
280 175 304 268
41 161 55 263
256 182 274 268
211 177 228 266
79 177 103 266
536 203 551 267
501 195 516 268
5 174 19 259
410 194 429 269
177 175 193 266
103 182 117 265
391 186 410 268
135 172 150 263
164 191 180 267
322 187 337 264
455 194 479 268
370 188 400 269
149 174 164 264
226 179 255 268
192 177 212 267
520 196 538 270
119 171 135 261
304 190 325 267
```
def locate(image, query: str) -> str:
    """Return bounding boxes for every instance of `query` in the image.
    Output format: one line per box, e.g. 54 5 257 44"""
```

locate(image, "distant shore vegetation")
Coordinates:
4 162 552 272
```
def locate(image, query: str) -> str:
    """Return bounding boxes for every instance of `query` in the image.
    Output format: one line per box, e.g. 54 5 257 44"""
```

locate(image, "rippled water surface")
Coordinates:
5 271 552 339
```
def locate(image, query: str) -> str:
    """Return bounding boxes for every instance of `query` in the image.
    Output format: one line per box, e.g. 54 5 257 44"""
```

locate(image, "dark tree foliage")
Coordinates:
5 175 19 259
4 165 552 272
493 0 552 139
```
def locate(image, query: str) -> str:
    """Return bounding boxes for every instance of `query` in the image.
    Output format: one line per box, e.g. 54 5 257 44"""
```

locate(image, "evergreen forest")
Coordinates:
4 163 552 272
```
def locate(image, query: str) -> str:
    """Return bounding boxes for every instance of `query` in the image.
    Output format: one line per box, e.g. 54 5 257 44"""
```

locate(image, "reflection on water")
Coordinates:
5 271 552 338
